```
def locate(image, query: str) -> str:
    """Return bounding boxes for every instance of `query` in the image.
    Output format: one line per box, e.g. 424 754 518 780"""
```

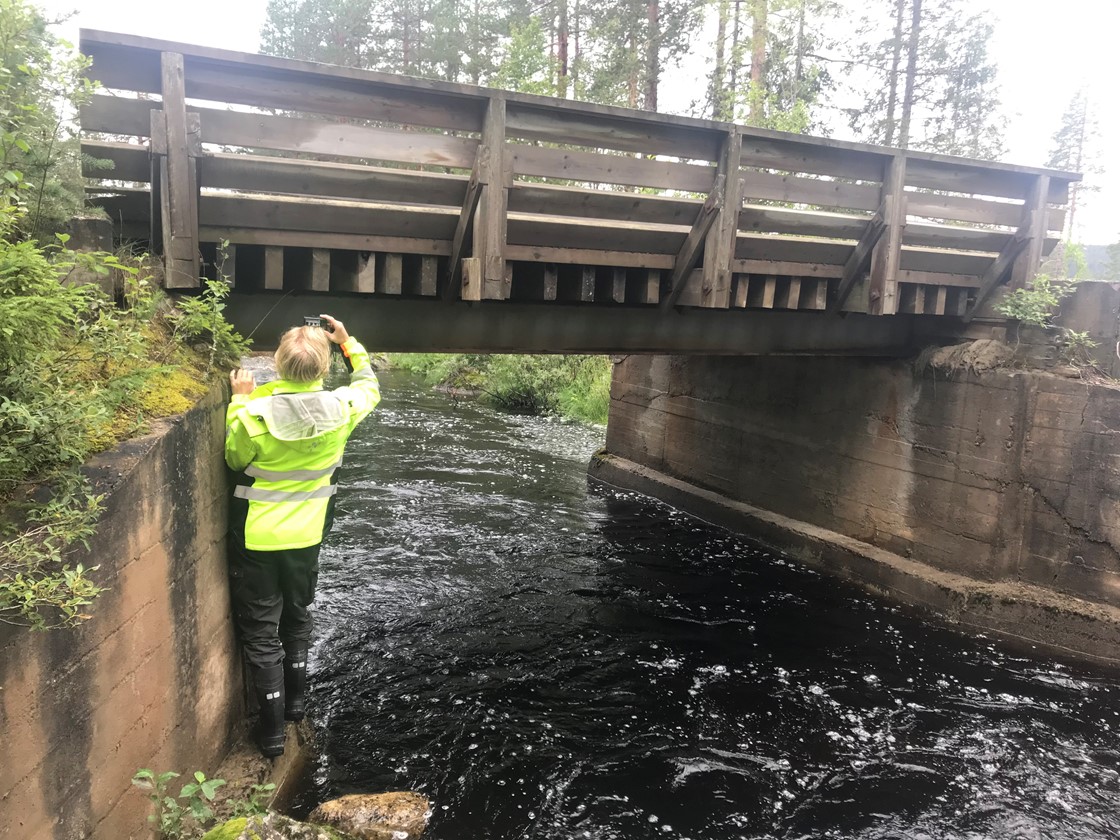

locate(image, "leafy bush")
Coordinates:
389 353 613 425
132 769 275 840
0 1 249 629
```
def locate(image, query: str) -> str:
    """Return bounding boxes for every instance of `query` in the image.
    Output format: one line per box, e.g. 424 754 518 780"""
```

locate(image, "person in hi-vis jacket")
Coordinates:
225 314 380 757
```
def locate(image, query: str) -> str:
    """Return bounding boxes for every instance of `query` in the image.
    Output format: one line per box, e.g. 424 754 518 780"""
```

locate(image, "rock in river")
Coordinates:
309 792 431 839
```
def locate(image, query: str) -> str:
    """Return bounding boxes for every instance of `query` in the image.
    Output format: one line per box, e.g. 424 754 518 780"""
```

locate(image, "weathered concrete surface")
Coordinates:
0 386 242 839
601 354 1120 664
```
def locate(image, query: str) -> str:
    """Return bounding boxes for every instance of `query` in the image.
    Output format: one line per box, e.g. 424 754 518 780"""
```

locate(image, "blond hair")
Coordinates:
275 326 331 382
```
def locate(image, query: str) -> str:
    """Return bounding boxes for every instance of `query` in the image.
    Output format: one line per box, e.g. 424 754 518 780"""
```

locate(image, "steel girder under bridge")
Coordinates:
79 30 1078 354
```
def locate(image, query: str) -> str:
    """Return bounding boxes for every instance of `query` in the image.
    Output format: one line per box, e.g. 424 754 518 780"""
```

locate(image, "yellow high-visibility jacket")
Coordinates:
224 337 380 551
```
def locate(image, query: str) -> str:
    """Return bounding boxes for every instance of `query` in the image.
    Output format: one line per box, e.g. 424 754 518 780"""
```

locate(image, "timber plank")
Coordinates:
264 246 283 290
474 98 510 300
81 94 153 136
869 157 906 315
508 215 685 255
200 228 449 256
200 194 459 241
378 253 403 295
506 102 723 159
81 140 150 182
356 253 376 293
160 52 199 288
203 154 468 207
419 256 439 296
761 276 777 309
511 145 716 193
784 277 802 309
310 249 330 292
907 158 1069 203
740 136 886 181
740 171 880 211
505 244 673 270
702 131 742 309
735 235 851 266
199 107 479 169
508 183 700 226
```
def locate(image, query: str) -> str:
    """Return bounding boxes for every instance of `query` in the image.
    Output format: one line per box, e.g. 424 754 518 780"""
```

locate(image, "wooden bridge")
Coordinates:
80 30 1078 354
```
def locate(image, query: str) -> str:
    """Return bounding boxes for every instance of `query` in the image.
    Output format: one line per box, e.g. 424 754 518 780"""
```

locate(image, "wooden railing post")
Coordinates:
471 96 511 300
156 52 201 289
868 153 906 315
1009 174 1051 289
701 128 742 309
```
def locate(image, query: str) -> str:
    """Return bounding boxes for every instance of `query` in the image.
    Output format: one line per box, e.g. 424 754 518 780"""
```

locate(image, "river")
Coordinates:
302 370 1120 840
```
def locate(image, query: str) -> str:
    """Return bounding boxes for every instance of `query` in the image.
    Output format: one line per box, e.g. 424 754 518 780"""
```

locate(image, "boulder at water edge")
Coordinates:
201 813 353 840
309 792 431 839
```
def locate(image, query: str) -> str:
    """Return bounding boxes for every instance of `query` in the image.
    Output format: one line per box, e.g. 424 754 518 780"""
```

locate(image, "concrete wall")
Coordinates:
0 387 241 839
601 355 1120 658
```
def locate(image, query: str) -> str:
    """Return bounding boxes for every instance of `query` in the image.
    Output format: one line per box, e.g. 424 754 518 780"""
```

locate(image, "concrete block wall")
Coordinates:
0 387 241 839
606 355 1120 613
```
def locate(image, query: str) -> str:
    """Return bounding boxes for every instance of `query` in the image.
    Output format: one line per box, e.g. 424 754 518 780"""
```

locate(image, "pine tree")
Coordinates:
706 0 837 132
846 0 1004 158
1047 89 1101 241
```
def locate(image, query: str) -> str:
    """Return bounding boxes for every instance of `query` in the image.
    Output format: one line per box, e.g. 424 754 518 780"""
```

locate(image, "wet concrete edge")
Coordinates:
589 452 1120 670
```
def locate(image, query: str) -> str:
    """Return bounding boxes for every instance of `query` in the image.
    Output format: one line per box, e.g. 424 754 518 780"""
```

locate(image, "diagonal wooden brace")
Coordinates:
961 217 1034 323
828 199 888 314
661 173 725 311
442 146 486 302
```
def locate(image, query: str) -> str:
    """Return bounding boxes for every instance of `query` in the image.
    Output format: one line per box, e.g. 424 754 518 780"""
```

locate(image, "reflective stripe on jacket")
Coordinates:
224 337 380 551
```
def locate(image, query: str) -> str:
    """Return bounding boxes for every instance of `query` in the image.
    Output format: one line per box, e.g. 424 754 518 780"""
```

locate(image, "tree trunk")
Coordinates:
644 0 659 111
748 0 767 127
628 27 639 108
572 0 582 94
557 0 570 98
898 0 921 149
884 0 905 146
709 0 729 119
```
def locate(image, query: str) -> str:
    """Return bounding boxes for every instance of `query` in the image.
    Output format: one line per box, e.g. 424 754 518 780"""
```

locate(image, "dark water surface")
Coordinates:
306 371 1120 840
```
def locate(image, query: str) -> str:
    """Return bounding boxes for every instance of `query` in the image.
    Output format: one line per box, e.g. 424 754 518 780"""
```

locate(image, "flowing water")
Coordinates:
304 370 1120 840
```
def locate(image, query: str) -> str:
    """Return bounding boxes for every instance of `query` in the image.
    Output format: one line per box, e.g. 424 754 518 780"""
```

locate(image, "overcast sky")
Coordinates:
43 0 1117 245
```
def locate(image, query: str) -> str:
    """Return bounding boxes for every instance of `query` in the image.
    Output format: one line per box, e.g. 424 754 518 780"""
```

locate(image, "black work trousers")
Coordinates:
228 540 321 670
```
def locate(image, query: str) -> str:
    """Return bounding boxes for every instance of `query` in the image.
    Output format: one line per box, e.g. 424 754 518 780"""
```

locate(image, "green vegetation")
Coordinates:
391 353 612 425
0 0 248 629
132 769 275 840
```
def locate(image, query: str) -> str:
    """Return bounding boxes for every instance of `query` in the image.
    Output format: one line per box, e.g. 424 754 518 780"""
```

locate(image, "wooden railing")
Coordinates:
80 29 1078 318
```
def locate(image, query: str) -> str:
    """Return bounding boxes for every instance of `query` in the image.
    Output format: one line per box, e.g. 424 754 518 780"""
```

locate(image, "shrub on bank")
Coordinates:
389 353 612 425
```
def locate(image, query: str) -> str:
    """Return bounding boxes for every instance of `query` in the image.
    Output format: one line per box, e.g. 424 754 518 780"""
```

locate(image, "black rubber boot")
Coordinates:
283 640 309 722
250 664 286 758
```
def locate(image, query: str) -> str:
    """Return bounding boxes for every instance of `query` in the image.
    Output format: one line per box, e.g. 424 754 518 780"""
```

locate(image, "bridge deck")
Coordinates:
79 29 1078 347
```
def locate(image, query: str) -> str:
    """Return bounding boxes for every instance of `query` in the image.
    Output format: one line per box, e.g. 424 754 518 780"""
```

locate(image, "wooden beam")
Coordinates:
961 222 1034 323
264 245 284 290
1009 174 1051 289
661 174 725 310
474 97 511 300
310 248 330 292
443 149 485 301
702 130 743 309
160 52 200 288
827 200 887 314
378 253 403 295
868 154 907 315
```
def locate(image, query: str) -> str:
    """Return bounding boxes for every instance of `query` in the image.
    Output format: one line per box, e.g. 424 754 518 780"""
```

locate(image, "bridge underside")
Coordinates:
226 291 926 354
79 30 1078 354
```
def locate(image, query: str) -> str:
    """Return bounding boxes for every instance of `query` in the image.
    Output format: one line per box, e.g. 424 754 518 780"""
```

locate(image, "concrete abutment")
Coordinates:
597 352 1120 666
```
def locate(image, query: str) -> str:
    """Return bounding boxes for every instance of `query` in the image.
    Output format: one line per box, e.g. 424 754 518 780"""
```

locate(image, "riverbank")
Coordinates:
387 353 611 425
